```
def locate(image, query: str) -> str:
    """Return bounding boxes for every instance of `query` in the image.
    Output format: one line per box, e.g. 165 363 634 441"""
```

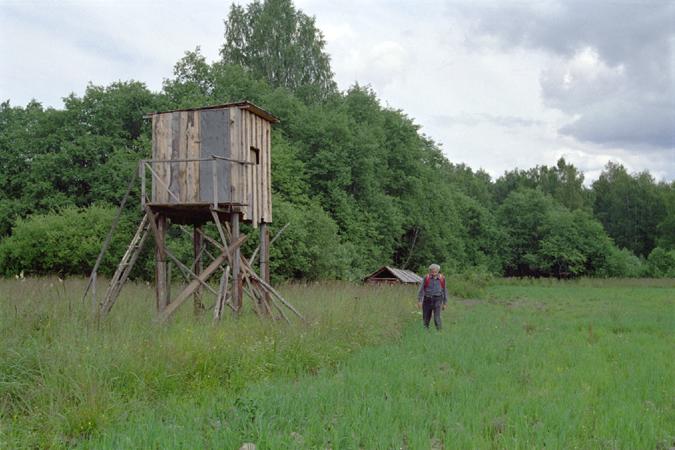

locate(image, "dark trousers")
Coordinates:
422 297 443 330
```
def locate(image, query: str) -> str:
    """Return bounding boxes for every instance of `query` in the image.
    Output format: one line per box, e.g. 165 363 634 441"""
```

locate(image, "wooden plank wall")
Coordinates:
152 113 173 203
264 118 272 223
151 115 157 202
238 109 272 225
153 111 201 204
151 107 272 225
238 109 271 226
168 112 182 202
186 111 200 202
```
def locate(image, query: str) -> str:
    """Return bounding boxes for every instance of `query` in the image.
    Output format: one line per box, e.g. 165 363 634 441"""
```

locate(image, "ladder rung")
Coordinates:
99 212 149 317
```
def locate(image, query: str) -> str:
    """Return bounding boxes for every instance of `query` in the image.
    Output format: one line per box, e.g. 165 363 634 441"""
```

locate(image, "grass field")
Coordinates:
0 277 673 449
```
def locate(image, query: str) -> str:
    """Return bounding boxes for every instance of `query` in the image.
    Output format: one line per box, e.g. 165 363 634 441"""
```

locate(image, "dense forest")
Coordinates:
0 0 673 280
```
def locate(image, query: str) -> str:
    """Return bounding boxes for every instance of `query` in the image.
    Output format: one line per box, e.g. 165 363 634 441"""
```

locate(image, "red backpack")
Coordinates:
424 274 445 288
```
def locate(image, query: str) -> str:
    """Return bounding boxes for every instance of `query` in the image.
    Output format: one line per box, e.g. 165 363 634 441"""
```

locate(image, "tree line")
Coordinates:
0 0 673 279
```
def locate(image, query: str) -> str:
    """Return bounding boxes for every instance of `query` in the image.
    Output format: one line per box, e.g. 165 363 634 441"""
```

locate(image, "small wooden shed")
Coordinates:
363 266 423 285
145 101 278 226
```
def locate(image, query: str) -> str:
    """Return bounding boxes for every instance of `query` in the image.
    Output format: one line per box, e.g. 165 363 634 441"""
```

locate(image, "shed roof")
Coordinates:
146 101 279 123
363 266 423 284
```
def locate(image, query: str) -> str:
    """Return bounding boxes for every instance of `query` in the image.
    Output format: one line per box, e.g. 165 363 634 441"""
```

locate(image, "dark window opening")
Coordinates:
250 147 260 164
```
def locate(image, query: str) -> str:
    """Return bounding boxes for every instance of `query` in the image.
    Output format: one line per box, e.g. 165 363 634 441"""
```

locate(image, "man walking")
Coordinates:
417 264 448 330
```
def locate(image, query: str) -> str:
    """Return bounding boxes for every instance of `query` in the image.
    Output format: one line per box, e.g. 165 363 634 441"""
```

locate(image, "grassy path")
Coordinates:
83 283 674 449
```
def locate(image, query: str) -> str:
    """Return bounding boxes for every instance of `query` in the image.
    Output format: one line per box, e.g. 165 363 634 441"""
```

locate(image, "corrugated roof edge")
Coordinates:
362 265 422 283
143 101 280 123
387 266 423 283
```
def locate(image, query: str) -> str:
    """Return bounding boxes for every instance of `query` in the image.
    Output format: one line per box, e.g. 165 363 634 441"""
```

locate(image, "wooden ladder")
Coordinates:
99 213 150 316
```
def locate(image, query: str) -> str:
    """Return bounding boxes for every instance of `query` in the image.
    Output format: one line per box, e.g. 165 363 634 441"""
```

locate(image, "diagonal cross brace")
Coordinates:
156 234 247 324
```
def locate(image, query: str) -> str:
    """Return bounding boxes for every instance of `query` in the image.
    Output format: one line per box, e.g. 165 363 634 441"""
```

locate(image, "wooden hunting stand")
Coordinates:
84 102 302 323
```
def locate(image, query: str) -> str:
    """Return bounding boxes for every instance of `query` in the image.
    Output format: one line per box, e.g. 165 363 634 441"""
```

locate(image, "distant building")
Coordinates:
363 266 423 285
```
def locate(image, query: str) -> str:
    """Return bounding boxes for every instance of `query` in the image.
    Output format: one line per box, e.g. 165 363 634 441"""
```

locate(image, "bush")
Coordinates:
647 247 675 277
0 199 352 282
599 247 646 278
268 196 351 281
0 205 140 277
445 269 494 299
498 189 618 278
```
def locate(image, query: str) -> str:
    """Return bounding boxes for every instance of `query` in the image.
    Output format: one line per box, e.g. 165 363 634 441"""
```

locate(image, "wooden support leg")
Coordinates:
259 223 271 314
167 261 172 307
157 235 246 324
91 272 97 310
193 224 204 314
155 215 169 312
213 266 230 322
231 213 242 314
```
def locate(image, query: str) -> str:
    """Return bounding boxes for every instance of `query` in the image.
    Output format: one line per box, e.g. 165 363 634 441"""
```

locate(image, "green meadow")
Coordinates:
0 277 673 449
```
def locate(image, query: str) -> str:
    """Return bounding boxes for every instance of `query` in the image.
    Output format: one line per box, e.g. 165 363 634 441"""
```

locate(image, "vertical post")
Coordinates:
260 222 271 310
231 212 242 314
155 215 169 312
167 260 172 306
140 161 146 209
150 161 155 204
91 271 97 310
193 224 204 314
212 156 218 208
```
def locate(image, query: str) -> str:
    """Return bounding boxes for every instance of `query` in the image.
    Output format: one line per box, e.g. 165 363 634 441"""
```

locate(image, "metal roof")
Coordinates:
145 101 279 123
364 266 423 284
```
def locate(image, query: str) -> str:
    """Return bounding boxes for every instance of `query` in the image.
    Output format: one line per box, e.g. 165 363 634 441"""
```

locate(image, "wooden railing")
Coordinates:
140 155 254 208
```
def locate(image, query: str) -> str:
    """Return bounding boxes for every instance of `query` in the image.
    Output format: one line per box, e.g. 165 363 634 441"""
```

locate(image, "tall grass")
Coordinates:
77 281 674 449
0 278 415 448
1 277 673 448
493 276 675 289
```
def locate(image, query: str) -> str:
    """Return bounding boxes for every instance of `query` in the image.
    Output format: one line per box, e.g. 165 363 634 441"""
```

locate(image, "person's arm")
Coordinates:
443 276 449 305
417 279 425 304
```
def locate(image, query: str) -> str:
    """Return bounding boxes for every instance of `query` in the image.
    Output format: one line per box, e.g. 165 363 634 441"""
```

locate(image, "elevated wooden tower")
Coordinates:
85 102 302 323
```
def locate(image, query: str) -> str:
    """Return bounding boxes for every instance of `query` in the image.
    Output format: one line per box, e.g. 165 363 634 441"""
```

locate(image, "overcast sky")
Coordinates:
1 0 673 183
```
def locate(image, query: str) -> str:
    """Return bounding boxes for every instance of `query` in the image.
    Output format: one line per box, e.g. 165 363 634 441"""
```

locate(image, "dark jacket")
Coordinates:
417 274 448 304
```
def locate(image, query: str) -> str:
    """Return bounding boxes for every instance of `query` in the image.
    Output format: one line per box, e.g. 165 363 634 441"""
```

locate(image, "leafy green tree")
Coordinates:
494 158 590 211
655 182 675 250
221 0 336 98
497 189 556 276
452 193 503 273
599 247 646 277
571 210 617 275
592 162 666 257
62 81 157 141
647 247 675 277
493 168 538 204
536 158 590 211
162 48 214 106
0 82 159 238
536 209 586 277
268 196 349 280
444 163 494 208
497 188 617 277
537 209 615 278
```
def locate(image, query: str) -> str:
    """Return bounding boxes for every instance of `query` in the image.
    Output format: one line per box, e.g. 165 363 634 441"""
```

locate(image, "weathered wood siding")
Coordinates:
186 111 200 203
236 109 273 224
150 106 273 225
199 108 231 203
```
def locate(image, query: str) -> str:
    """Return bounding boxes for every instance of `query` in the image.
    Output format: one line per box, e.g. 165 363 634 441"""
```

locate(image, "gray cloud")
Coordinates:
448 0 675 150
433 113 543 128
560 100 675 149
1 0 673 181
